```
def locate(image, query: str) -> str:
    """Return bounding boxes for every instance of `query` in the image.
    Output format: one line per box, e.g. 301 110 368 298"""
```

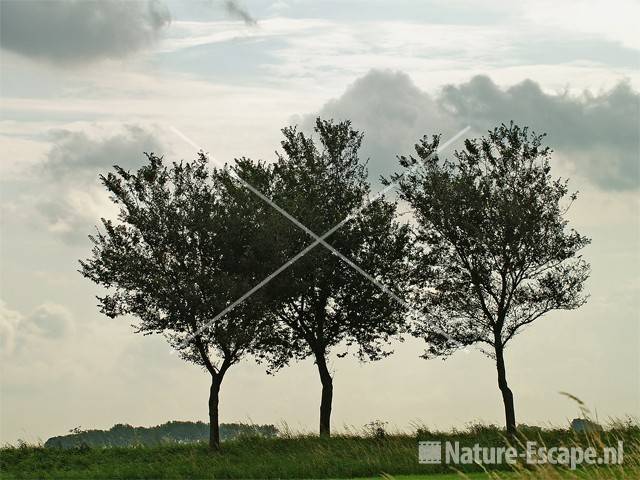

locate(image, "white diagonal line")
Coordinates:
194 230 332 335
238 179 406 303
169 125 470 352
369 126 470 203
232 125 472 308
239 171 460 344
281 126 472 247
169 126 204 152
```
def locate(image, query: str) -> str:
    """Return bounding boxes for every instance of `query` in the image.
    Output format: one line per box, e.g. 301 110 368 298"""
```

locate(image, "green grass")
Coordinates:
364 475 510 480
2 423 639 479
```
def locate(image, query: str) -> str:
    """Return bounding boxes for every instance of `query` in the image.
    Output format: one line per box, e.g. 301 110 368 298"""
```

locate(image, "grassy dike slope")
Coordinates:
1 424 638 479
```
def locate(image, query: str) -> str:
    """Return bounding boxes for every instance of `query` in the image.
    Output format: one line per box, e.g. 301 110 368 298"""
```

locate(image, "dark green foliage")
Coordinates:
242 119 414 435
79 153 274 369
254 118 414 367
392 123 591 357
364 420 389 440
78 153 277 448
43 422 279 448
77 119 413 442
391 123 591 434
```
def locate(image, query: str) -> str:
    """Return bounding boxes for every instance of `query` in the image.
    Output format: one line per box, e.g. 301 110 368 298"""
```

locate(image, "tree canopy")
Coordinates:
248 118 414 435
391 122 590 434
79 153 276 448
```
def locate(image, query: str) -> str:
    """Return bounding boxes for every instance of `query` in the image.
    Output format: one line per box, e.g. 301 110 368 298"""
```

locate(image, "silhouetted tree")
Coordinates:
391 123 590 436
252 118 413 436
79 153 275 449
44 421 279 448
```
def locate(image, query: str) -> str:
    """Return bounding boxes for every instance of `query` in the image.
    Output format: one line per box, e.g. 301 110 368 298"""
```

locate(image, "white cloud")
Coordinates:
522 0 640 50
36 125 166 243
0 301 74 356
25 303 74 339
0 124 167 245
157 18 330 53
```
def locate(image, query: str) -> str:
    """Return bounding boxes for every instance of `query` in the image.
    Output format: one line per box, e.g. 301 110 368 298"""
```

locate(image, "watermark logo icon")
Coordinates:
418 441 442 464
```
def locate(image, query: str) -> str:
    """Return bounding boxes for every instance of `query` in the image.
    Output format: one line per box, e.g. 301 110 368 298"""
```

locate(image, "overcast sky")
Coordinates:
1 0 639 445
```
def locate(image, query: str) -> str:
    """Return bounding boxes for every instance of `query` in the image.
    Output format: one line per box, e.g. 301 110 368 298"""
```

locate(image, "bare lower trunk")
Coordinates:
315 351 333 437
495 345 516 437
209 374 222 450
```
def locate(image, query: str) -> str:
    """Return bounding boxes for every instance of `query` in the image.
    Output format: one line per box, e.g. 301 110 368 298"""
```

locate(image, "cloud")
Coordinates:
440 75 640 191
303 70 458 187
306 70 639 191
36 124 166 243
25 304 74 339
223 0 257 25
0 301 74 356
44 125 165 181
37 187 119 244
0 0 171 65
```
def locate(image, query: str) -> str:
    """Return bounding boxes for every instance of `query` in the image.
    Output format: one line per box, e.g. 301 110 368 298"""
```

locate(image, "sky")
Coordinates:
0 0 639 445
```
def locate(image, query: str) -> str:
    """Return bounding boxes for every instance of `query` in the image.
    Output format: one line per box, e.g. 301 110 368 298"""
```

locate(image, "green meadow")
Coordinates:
2 422 638 479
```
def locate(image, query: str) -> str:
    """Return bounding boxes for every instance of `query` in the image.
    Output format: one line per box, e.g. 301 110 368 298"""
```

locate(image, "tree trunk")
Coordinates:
315 351 333 437
209 374 222 450
495 345 516 437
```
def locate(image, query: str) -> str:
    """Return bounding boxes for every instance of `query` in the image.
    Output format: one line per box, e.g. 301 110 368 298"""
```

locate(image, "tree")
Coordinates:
391 123 590 436
79 153 275 449
251 118 413 436
44 421 279 448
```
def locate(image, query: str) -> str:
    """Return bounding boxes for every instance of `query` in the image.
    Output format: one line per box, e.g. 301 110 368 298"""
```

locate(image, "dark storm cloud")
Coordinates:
308 70 639 191
0 0 171 65
441 76 640 191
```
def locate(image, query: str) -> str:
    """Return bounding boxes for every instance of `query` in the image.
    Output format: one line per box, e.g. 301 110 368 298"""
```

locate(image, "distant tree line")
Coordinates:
44 421 278 448
80 119 589 449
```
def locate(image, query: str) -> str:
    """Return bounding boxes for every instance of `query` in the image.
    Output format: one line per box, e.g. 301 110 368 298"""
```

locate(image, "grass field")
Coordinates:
2 423 638 479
